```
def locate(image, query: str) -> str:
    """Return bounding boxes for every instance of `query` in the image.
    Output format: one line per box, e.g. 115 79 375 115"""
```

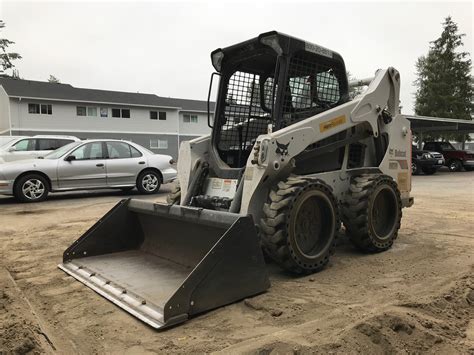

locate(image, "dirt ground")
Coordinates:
0 171 473 354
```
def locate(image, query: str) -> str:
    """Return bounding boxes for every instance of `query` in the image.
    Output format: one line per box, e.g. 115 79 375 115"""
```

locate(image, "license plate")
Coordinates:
438 159 443 164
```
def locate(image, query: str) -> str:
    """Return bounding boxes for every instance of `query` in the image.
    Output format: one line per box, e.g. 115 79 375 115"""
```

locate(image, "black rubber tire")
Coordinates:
136 170 161 194
448 159 462 172
260 176 340 274
342 174 402 253
14 174 49 203
411 161 420 175
166 181 181 205
421 167 437 175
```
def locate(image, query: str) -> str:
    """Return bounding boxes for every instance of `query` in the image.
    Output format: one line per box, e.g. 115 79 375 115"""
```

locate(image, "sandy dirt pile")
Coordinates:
0 268 54 355
0 174 473 354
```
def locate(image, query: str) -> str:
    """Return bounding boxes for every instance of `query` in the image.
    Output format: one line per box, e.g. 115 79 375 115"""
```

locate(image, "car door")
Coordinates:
105 141 146 186
4 138 38 162
57 142 107 189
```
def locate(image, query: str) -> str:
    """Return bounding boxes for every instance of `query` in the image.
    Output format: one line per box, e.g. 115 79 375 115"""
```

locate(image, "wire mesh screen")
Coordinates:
281 53 342 126
217 71 273 166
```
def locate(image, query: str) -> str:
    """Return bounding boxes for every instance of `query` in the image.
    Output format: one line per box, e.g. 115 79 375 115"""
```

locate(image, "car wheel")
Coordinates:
448 160 462 172
14 174 49 203
137 170 161 194
411 161 420 175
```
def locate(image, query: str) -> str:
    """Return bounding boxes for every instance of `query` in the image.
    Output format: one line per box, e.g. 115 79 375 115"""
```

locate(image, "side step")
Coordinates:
58 199 270 329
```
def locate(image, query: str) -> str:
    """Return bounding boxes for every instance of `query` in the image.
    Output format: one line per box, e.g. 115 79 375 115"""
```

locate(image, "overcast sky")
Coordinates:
0 0 472 114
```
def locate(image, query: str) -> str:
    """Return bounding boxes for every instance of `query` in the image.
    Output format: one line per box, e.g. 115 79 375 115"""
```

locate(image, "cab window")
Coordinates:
70 142 104 160
13 139 36 151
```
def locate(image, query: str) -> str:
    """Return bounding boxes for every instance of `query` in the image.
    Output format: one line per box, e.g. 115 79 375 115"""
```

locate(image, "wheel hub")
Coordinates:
22 179 45 200
142 174 158 191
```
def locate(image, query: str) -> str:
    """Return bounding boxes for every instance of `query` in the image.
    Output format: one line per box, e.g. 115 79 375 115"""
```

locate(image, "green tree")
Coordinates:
0 20 21 75
48 75 60 83
414 16 473 143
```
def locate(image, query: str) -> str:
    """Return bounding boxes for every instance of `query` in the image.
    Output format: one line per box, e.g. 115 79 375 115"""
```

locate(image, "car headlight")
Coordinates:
422 153 432 159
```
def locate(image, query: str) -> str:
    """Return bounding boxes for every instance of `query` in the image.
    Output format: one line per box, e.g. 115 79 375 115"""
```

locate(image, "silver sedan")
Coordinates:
0 139 177 202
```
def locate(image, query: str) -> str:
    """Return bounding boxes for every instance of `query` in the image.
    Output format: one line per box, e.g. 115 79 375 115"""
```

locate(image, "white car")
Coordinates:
0 139 177 202
0 135 81 163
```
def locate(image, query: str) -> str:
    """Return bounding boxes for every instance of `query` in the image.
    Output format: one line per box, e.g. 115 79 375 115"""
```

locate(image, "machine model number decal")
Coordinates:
275 141 290 156
319 115 346 133
305 42 333 58
389 148 407 157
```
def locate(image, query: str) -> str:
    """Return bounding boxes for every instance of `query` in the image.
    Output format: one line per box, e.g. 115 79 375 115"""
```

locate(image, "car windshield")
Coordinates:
44 141 82 159
0 138 19 149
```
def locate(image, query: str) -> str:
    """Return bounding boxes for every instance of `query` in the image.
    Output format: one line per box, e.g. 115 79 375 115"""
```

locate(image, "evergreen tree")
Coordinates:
414 16 473 142
0 20 21 75
48 75 60 83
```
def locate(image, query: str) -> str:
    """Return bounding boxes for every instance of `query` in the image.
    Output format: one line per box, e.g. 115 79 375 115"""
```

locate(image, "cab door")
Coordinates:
105 141 145 186
57 142 107 189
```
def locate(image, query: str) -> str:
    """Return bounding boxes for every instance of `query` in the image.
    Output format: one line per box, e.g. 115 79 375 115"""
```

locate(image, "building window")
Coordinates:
150 111 158 120
183 114 198 123
87 107 97 117
122 109 130 118
29 103 52 115
159 111 166 120
41 104 52 114
77 106 87 116
112 108 130 118
29 104 40 114
112 108 121 118
100 107 108 117
150 139 168 149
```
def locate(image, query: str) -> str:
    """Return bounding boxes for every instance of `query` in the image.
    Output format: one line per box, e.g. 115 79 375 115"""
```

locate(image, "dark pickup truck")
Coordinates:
412 146 445 175
423 142 474 172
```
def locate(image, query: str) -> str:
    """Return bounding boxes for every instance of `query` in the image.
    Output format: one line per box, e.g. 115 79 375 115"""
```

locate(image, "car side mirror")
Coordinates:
8 146 16 152
65 155 76 162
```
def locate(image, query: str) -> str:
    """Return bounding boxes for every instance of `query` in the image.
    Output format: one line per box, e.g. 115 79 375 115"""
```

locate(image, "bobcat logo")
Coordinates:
275 140 290 156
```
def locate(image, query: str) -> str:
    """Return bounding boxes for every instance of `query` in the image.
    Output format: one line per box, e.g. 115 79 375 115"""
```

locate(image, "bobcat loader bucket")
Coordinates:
58 199 270 329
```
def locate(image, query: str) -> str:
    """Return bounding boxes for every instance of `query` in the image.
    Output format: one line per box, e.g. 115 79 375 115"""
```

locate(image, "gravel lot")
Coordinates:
1 172 473 354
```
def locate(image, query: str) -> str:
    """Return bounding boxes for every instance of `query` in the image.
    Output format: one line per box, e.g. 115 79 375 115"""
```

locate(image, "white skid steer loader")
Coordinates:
59 31 414 329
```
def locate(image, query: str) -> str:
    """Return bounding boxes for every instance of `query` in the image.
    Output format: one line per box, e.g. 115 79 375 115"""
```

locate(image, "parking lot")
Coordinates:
1 171 473 354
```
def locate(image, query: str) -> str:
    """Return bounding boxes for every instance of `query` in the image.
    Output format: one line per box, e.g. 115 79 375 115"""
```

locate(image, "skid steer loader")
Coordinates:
59 31 414 329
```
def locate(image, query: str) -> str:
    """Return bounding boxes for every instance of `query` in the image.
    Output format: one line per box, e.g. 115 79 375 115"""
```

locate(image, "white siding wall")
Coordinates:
9 99 180 134
0 87 11 134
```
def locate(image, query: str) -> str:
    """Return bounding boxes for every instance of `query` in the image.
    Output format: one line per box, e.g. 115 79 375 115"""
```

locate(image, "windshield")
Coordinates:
439 142 455 150
44 141 82 159
0 138 19 149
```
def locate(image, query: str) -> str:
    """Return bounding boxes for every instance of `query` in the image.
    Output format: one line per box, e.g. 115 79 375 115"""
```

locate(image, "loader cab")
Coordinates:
210 31 349 170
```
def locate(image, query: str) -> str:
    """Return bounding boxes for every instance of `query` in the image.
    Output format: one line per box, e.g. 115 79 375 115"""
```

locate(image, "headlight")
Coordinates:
422 153 432 159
